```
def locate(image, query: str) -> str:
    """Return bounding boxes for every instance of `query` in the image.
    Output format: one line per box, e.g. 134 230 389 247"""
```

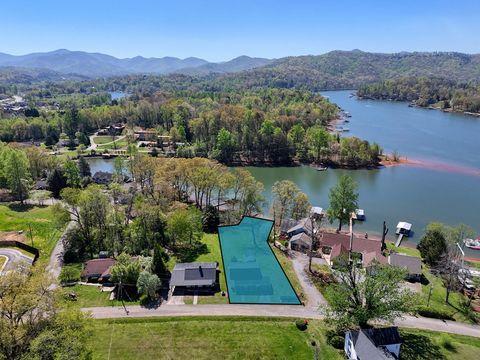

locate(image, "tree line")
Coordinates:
358 77 480 113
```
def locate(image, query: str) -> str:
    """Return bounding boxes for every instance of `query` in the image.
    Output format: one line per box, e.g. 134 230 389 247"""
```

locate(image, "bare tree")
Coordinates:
432 247 465 304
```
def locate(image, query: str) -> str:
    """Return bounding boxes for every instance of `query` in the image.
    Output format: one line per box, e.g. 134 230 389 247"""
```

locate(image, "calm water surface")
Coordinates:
87 91 480 256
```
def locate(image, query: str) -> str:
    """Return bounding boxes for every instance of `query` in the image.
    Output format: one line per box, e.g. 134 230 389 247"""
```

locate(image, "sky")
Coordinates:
2 0 480 62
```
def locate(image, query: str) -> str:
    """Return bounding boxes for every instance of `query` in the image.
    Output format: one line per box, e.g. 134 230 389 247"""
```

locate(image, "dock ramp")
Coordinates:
395 234 404 247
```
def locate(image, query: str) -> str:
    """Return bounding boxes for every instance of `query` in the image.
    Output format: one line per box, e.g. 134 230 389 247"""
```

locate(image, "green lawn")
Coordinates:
386 242 421 257
0 255 6 270
87 317 480 360
272 246 306 303
88 317 343 360
400 328 480 360
195 234 228 304
92 135 117 145
97 138 129 150
0 204 63 267
167 234 228 304
419 269 479 323
60 284 140 309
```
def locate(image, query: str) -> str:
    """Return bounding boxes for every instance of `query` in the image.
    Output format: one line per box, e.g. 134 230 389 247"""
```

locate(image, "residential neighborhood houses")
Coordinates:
0 145 480 359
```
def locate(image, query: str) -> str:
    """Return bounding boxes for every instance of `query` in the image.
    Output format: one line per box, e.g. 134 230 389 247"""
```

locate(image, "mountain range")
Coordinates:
0 49 273 77
1 49 480 91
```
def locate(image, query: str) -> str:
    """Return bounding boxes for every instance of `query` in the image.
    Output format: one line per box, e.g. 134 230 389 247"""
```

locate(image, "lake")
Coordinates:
87 91 480 256
110 91 127 100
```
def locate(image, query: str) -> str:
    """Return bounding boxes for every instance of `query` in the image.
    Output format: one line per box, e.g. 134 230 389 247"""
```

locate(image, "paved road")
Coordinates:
0 248 34 274
290 251 327 306
82 304 480 337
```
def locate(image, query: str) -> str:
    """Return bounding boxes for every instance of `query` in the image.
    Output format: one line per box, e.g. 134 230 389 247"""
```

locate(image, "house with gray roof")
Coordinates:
345 327 402 360
169 262 217 289
388 253 422 281
289 232 312 252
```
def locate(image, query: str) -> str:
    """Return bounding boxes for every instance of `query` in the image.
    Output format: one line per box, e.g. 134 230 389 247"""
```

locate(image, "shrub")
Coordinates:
329 335 345 349
416 306 455 321
295 319 308 331
59 266 81 284
438 334 456 352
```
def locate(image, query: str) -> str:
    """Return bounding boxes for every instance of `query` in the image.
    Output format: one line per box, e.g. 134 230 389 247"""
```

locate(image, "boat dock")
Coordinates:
395 221 412 247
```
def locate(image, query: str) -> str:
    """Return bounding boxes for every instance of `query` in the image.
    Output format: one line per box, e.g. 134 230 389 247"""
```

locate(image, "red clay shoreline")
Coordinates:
380 156 480 177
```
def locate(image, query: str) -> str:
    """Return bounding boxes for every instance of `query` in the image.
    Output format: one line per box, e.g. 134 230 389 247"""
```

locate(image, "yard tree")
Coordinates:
64 159 81 188
202 205 220 233
326 175 359 231
61 185 110 257
48 167 68 198
324 257 415 329
137 271 161 300
152 243 169 277
113 156 126 183
0 266 91 360
4 148 31 204
417 226 448 267
78 155 91 178
111 253 141 286
127 202 167 253
272 180 310 233
432 249 464 304
167 207 203 247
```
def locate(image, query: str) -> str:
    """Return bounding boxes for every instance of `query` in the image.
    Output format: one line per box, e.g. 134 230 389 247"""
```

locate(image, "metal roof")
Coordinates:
170 262 217 287
396 222 412 230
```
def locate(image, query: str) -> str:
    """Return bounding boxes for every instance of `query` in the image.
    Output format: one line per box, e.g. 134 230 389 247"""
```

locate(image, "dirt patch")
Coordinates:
0 231 26 243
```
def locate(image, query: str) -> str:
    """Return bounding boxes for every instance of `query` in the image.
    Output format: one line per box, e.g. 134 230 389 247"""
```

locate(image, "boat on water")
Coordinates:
464 238 480 250
352 208 365 221
314 165 328 171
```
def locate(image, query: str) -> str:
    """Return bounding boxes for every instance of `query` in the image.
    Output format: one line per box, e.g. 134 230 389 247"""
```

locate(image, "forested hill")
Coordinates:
357 77 480 113
208 50 480 91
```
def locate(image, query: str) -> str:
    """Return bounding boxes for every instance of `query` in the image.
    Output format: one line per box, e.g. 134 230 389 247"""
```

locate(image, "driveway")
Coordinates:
0 248 34 274
82 304 480 338
290 251 327 306
46 220 76 287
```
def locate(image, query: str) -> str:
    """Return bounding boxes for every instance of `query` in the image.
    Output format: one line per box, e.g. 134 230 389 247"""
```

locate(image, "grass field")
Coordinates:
87 317 480 360
92 135 118 145
400 328 480 359
0 204 63 267
272 246 306 303
97 138 129 150
88 317 343 360
386 242 421 257
61 284 141 309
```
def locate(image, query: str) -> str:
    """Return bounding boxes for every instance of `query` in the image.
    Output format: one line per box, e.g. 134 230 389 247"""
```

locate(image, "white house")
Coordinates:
345 327 402 360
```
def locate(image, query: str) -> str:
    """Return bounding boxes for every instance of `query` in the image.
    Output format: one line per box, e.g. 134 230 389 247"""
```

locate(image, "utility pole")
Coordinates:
28 223 34 247
348 216 354 265
308 213 318 273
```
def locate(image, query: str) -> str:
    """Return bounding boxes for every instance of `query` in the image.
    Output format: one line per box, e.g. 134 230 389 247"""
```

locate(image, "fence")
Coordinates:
0 240 40 264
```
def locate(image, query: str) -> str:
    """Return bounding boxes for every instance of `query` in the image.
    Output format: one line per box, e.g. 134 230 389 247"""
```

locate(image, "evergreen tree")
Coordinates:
48 168 67 199
77 156 91 178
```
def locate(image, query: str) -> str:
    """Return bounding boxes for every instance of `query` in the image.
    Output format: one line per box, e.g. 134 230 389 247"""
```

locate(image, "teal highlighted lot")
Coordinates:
218 216 300 305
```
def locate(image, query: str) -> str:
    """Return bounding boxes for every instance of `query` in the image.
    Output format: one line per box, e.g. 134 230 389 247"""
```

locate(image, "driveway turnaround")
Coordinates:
219 216 300 304
82 304 480 338
0 248 34 274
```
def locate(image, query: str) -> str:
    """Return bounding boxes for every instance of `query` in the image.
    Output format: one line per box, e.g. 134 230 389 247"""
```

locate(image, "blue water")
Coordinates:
218 217 300 304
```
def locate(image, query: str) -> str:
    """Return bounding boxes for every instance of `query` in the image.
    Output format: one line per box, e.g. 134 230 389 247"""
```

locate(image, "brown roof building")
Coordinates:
81 258 117 282
320 233 387 267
